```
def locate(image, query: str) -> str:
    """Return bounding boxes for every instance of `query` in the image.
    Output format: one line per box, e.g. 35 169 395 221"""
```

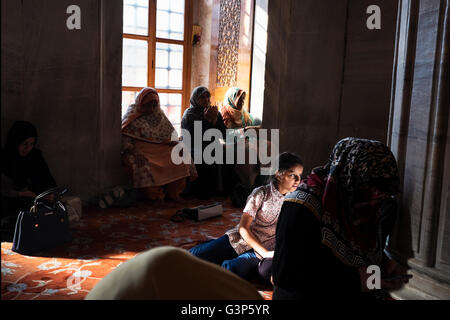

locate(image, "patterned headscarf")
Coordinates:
220 87 253 129
121 88 175 142
285 137 400 267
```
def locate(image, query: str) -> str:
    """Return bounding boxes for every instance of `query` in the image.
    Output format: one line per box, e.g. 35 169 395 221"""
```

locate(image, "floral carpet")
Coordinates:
1 197 273 300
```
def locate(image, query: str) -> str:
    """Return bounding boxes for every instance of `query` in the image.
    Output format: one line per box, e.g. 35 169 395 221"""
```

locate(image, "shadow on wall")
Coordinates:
1 0 125 202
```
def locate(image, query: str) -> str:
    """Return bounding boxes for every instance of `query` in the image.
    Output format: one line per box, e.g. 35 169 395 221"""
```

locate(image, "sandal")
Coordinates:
111 186 125 200
98 192 115 209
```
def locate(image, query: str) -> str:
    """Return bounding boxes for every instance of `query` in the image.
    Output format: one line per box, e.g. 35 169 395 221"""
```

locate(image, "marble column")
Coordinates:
388 0 450 300
191 0 213 89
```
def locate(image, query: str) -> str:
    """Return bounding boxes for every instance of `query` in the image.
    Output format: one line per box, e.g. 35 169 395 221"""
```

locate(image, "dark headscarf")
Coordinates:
181 86 227 155
286 137 400 267
4 121 38 153
189 86 210 111
2 121 56 194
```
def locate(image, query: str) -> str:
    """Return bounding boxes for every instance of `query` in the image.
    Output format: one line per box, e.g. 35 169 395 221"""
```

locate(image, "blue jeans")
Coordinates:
189 234 260 279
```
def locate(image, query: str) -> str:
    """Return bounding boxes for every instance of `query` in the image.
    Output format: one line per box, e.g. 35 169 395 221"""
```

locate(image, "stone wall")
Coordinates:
1 0 125 202
263 0 398 174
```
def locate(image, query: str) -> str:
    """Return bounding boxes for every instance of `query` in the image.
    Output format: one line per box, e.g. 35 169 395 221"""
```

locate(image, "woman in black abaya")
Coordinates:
1 121 57 236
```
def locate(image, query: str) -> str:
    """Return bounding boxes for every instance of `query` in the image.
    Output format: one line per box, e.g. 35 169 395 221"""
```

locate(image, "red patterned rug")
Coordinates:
1 197 273 300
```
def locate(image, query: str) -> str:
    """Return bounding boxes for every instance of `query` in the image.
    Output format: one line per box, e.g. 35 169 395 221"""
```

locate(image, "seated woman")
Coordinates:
272 138 410 300
220 87 268 196
189 152 303 281
219 87 260 131
121 87 197 202
1 121 57 238
181 86 237 199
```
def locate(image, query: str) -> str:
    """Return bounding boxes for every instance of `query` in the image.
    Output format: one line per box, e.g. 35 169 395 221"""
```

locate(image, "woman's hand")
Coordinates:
19 190 37 198
260 250 274 259
244 125 261 132
238 213 271 259
204 105 219 125
381 259 411 290
384 258 407 275
165 140 179 146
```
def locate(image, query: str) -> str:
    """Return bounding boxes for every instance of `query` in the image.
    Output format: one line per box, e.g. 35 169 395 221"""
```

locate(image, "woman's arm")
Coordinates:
1 174 36 198
238 212 273 258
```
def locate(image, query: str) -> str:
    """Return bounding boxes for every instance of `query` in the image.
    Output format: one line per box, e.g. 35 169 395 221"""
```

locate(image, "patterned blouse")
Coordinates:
226 182 285 256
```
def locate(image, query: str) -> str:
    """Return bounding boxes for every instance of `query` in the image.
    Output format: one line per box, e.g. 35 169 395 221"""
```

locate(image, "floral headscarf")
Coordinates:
220 87 254 129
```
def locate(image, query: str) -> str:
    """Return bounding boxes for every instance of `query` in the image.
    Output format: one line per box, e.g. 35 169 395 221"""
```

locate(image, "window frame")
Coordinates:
122 0 193 117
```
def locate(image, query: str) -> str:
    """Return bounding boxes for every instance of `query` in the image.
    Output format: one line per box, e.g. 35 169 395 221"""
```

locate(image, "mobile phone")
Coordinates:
381 274 413 281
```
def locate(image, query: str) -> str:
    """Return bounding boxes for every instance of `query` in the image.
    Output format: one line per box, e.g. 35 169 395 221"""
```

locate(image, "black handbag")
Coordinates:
12 186 72 255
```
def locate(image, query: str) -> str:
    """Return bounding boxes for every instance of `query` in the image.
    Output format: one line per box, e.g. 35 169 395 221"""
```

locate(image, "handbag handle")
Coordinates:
34 186 68 205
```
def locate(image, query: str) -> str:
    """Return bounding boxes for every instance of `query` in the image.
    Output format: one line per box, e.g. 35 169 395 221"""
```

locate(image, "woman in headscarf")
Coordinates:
220 87 259 130
271 137 410 300
1 121 57 233
219 87 267 195
181 86 237 199
121 88 197 202
181 86 228 152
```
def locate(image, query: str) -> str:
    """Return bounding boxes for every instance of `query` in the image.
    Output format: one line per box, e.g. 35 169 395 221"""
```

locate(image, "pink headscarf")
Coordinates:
121 88 175 142
121 88 159 130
